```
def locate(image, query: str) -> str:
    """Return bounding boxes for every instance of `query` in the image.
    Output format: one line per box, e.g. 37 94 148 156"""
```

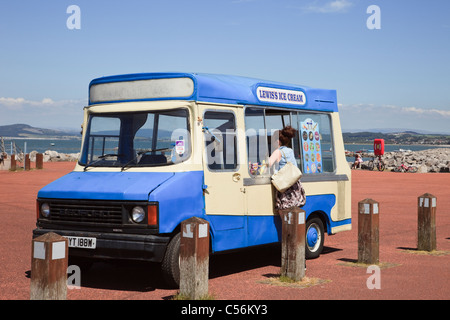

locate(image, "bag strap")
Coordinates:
279 147 288 163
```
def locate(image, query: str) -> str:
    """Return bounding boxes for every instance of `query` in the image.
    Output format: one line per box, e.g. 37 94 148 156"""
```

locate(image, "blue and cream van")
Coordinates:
34 72 351 287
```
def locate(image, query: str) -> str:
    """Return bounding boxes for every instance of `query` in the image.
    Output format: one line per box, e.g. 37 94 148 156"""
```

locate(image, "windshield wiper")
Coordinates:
120 157 138 171
84 154 123 171
137 147 172 155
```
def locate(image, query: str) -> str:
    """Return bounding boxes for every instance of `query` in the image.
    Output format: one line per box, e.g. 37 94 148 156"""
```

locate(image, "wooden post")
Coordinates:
280 207 306 281
36 153 44 169
25 154 30 171
10 154 16 171
30 232 69 300
179 217 210 299
358 199 379 265
418 193 437 251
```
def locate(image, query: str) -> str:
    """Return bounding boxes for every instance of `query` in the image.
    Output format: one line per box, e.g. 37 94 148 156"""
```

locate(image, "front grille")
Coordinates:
48 201 123 225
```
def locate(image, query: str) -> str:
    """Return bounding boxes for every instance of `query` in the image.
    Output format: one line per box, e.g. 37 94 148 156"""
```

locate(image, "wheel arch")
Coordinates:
306 210 329 234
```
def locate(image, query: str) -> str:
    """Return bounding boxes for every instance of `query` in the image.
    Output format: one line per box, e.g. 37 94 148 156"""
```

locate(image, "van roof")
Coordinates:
89 72 338 112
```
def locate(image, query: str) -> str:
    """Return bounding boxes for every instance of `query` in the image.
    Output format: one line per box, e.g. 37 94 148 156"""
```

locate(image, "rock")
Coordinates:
29 150 38 162
417 165 428 174
351 148 450 173
44 150 59 160
28 150 79 162
393 148 450 173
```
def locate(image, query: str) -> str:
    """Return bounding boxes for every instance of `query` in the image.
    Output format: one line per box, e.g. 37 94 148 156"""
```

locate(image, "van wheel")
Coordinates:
161 233 180 288
305 217 324 259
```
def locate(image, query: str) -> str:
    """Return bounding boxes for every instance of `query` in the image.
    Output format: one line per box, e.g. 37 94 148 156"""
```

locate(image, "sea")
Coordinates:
1 138 82 155
1 137 448 161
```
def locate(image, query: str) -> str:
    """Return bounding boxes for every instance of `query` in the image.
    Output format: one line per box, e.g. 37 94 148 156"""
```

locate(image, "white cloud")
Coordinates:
340 104 450 117
0 97 87 129
398 106 450 117
304 0 353 13
0 97 26 109
0 97 84 110
40 98 55 105
338 104 450 133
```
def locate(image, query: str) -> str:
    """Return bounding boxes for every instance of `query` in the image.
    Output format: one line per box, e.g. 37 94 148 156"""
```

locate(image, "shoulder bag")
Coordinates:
271 149 302 193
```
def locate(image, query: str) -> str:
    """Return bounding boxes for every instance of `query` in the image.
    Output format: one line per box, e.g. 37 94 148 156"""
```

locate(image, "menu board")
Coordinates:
300 118 323 174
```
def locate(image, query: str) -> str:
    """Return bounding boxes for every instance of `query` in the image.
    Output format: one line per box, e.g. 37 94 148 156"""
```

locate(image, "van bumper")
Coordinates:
32 228 171 263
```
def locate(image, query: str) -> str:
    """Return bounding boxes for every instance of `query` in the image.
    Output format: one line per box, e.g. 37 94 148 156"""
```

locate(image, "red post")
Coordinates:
36 153 44 169
10 154 16 171
25 154 30 171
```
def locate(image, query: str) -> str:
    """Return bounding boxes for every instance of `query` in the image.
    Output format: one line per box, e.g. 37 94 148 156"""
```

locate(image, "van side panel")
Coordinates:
330 112 352 225
150 171 205 233
208 193 345 253
247 215 281 246
245 194 338 248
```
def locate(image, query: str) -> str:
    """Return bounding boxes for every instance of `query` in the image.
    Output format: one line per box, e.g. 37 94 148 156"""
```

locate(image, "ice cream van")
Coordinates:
33 72 351 287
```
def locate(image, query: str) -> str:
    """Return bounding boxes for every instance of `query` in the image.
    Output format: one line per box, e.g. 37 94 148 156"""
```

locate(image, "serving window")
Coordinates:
244 107 335 176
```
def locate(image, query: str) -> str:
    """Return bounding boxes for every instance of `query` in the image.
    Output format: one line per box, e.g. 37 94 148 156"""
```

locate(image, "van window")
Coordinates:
86 117 121 162
203 111 238 171
245 107 296 176
245 107 269 176
245 107 335 176
296 113 335 174
80 108 190 167
265 109 294 169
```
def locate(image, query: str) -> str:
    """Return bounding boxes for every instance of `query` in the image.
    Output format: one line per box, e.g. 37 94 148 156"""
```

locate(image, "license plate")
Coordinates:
66 236 97 249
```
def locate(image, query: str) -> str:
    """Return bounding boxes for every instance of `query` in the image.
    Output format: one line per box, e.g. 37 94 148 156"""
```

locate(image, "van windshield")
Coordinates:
80 108 190 169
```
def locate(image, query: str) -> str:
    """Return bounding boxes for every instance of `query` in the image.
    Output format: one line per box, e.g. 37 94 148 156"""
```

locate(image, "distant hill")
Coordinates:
1 123 449 146
342 131 450 145
0 124 79 138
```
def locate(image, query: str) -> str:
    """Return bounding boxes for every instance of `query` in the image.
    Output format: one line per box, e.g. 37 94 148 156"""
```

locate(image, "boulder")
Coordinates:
351 148 450 173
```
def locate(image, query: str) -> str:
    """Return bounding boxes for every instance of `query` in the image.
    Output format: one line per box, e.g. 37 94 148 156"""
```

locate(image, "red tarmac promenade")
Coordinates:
0 162 449 300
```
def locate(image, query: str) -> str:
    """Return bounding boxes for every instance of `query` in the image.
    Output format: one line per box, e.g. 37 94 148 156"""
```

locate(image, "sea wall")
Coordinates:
351 148 450 173
9 148 450 173
30 150 80 162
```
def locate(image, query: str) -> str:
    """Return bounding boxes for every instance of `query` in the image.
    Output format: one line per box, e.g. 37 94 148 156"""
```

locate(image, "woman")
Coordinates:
269 126 306 211
352 153 363 169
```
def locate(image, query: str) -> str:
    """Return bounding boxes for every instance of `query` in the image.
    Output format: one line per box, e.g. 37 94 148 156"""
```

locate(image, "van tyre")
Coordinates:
305 217 324 259
161 232 180 288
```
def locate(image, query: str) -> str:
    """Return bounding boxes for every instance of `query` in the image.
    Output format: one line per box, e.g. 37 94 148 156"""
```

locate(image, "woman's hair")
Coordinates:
278 125 296 147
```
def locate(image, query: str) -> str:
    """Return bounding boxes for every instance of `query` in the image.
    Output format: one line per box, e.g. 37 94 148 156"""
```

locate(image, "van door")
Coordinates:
244 107 293 246
200 107 247 251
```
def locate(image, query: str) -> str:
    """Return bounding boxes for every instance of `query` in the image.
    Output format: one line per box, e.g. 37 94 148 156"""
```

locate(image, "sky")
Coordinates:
0 0 449 133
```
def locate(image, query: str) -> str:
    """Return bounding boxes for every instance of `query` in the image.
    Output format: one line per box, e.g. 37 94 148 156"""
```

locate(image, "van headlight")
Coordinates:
41 203 50 218
131 206 146 223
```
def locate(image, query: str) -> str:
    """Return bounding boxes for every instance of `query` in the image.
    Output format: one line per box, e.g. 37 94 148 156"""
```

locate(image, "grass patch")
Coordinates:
337 260 401 269
172 292 216 300
401 249 450 256
259 274 331 289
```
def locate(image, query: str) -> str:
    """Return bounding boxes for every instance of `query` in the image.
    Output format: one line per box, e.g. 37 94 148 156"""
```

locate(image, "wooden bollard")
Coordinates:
179 217 210 299
25 154 30 171
36 153 44 169
358 199 379 264
418 193 437 251
10 154 16 171
30 232 69 300
280 207 306 282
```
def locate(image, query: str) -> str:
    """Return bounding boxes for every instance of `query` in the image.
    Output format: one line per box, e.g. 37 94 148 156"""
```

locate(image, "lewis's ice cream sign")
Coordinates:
256 86 306 106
